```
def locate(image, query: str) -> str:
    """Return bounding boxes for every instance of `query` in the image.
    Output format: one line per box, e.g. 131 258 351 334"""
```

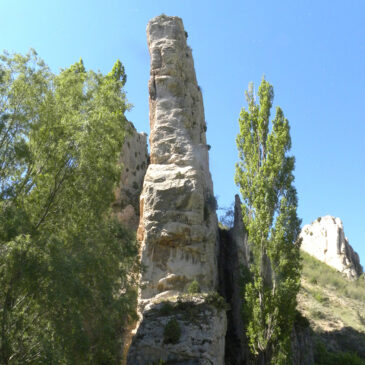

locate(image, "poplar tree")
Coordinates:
235 78 302 364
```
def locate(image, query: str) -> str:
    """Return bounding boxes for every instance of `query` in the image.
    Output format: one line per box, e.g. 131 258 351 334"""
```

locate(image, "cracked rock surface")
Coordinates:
127 15 226 365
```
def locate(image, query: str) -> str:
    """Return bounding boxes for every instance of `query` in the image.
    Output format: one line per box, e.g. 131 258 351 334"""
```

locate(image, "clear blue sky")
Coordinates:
1 1 364 264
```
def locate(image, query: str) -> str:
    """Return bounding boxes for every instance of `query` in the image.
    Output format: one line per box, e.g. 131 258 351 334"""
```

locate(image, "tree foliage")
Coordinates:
0 49 139 364
235 78 302 364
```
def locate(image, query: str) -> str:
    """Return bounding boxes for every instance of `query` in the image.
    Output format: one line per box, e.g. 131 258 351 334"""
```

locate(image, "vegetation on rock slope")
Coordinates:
299 251 365 363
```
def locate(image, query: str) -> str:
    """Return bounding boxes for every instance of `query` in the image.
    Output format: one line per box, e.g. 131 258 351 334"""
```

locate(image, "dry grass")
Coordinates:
298 251 365 334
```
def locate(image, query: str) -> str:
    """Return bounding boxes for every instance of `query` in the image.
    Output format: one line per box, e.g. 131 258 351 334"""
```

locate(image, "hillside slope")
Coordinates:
298 251 365 362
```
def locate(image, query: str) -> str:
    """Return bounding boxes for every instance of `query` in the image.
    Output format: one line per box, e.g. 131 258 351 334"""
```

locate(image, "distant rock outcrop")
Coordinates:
127 15 226 365
300 216 363 279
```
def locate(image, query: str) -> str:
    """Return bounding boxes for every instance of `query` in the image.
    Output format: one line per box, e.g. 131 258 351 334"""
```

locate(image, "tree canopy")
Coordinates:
235 78 302 364
0 49 139 364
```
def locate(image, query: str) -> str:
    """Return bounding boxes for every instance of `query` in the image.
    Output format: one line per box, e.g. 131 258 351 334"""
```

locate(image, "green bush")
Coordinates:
205 292 230 311
315 342 365 365
187 280 200 294
313 291 328 303
163 318 181 344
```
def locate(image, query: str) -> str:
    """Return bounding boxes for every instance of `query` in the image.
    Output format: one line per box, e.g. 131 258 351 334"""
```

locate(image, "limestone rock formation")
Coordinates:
113 122 148 230
139 12 219 306
128 295 227 365
218 195 250 364
300 215 363 279
127 15 226 364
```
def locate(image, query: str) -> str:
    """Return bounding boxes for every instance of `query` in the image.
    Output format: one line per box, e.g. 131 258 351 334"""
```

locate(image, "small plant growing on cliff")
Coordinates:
235 78 302 364
159 302 175 316
163 318 181 344
205 291 230 311
187 279 201 294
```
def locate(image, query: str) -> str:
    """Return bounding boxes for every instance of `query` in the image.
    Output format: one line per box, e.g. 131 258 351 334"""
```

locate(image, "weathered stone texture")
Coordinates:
128 296 226 365
113 122 148 231
300 215 363 279
127 15 226 365
138 14 219 302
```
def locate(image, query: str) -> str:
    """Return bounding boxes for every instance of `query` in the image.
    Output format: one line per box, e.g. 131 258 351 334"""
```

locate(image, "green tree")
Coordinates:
0 49 139 364
235 78 302 364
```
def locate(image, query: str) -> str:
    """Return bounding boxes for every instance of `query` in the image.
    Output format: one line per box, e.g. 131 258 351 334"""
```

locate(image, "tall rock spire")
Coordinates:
127 15 226 364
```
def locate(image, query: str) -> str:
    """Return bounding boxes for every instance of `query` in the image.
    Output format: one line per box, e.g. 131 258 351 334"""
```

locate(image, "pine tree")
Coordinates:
235 78 302 364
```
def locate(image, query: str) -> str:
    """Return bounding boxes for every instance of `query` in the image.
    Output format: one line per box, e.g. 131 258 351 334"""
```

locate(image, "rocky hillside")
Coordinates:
298 251 365 363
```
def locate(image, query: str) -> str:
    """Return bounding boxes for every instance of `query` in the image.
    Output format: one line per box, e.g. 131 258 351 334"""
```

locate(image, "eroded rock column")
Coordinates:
127 15 226 365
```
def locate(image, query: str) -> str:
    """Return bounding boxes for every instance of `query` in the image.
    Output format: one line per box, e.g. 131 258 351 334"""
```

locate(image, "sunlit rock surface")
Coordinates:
300 215 363 279
127 15 226 365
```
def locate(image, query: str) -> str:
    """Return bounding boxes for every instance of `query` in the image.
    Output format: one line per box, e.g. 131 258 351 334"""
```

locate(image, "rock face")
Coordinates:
113 122 148 231
128 295 227 365
291 321 314 365
127 15 226 364
300 216 363 279
218 195 250 365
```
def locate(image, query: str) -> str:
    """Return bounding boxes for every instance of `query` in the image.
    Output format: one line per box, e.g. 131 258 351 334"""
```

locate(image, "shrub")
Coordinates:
163 318 181 344
310 277 318 285
313 291 328 303
187 280 200 294
159 302 174 316
205 292 230 311
315 342 365 365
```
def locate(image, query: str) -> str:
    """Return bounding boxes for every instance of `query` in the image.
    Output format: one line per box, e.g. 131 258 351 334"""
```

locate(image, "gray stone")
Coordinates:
113 122 148 231
128 295 226 365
